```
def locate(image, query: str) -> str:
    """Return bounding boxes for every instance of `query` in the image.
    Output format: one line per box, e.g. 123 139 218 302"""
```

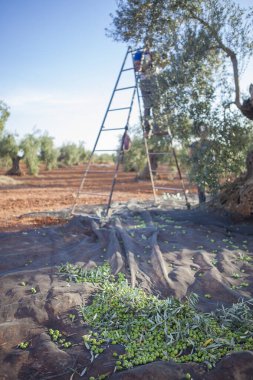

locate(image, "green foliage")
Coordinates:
0 101 18 169
109 0 253 117
58 142 87 166
39 133 59 170
0 156 12 170
0 101 10 135
93 153 115 164
187 108 253 193
108 0 253 64
58 262 113 284
60 263 253 372
122 133 189 176
109 0 253 191
122 136 146 173
0 134 19 160
214 109 253 177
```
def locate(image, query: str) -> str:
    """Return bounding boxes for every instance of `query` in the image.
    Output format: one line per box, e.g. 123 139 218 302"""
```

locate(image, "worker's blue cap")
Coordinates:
134 50 142 61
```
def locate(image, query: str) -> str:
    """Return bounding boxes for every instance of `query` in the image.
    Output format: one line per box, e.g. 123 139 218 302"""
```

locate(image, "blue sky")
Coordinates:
1 0 128 150
1 0 253 151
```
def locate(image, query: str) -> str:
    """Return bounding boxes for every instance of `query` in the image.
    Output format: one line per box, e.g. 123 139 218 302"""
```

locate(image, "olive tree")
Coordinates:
108 0 253 190
39 133 59 170
108 0 253 115
0 105 60 175
19 133 41 175
0 134 23 175
58 142 87 167
0 102 23 174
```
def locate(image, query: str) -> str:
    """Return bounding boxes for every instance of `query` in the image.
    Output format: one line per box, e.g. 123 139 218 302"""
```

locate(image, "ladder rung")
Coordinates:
122 68 134 72
77 192 109 197
115 86 136 91
83 170 116 174
108 107 131 112
155 186 183 191
151 170 174 173
102 127 126 131
95 149 119 152
148 152 172 156
153 131 169 136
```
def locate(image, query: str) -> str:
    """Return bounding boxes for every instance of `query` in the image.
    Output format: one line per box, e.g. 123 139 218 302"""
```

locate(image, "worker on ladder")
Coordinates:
133 48 161 138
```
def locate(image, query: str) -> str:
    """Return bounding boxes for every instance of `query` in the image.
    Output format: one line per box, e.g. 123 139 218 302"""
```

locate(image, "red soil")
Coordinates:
0 163 192 231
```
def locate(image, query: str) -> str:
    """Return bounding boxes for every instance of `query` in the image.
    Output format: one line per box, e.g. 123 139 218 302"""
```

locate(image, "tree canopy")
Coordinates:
108 0 253 114
108 0 253 194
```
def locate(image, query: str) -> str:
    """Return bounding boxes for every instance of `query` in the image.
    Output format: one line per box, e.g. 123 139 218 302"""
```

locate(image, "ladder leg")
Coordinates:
105 69 138 215
105 130 126 216
131 49 157 203
171 147 191 209
73 47 139 216
135 51 190 208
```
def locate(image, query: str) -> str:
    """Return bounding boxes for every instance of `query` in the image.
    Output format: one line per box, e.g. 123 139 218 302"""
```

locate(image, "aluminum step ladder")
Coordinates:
71 47 190 216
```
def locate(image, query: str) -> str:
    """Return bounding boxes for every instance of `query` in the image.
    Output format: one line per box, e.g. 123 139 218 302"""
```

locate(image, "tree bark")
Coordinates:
6 156 23 176
138 152 158 180
241 99 253 121
246 150 253 179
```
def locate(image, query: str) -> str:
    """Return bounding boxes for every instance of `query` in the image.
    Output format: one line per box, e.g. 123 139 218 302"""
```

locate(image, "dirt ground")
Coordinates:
0 163 189 231
0 164 253 380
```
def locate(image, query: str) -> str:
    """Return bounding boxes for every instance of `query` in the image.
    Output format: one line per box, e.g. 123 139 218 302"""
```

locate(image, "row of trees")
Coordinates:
0 101 114 176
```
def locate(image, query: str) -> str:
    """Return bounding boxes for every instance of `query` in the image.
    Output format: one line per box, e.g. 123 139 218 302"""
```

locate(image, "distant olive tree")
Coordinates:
58 142 87 166
20 134 41 175
93 153 115 164
39 133 59 170
0 101 23 175
0 133 23 175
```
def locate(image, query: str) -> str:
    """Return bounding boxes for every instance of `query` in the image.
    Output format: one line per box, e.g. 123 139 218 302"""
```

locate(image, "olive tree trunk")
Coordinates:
246 150 253 179
138 152 158 180
6 156 23 176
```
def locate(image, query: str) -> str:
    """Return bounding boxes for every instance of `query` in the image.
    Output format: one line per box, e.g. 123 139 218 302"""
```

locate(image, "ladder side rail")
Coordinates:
142 51 190 208
166 125 190 208
78 46 131 178
171 147 190 206
131 48 157 203
72 47 132 214
105 134 125 216
90 46 132 150
125 86 136 128
151 44 190 208
105 86 137 215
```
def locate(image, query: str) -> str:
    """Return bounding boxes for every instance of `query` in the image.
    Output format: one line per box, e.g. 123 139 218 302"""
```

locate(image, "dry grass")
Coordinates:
0 175 22 186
